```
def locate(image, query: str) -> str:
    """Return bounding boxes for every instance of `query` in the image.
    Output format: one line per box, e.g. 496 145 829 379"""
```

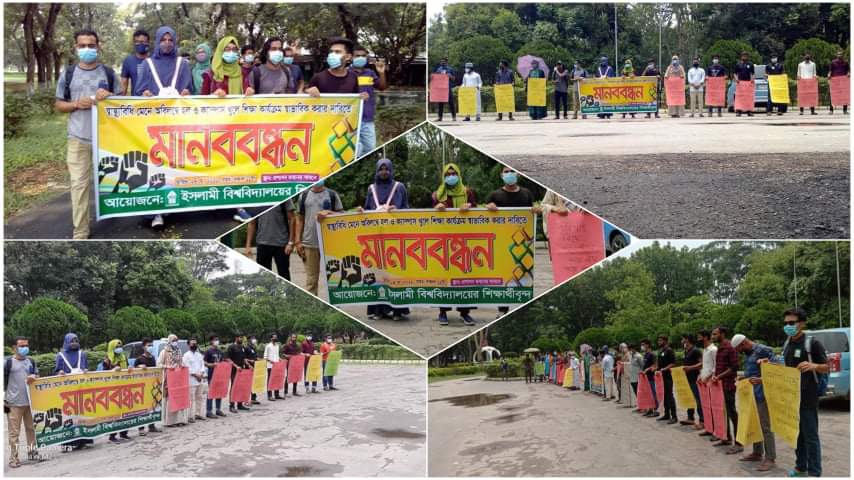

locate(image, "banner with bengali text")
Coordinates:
590 363 604 394
547 211 605 285
317 208 536 307
429 73 449 103
307 354 323 382
527 77 547 107
494 84 516 113
93 95 362 219
761 363 801 448
28 369 163 447
580 76 658 114
671 367 696 410
830 76 850 106
705 76 726 107
324 351 342 377
768 74 791 104
798 78 819 108
664 77 686 107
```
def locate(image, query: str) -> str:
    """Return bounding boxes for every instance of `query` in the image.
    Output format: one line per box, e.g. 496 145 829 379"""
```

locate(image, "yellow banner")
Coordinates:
28 369 163 447
672 366 697 410
761 362 801 448
494 84 516 113
562 366 574 388
318 208 536 307
768 74 790 104
579 76 658 113
735 379 765 447
94 95 362 219
307 354 323 382
252 359 267 394
458 87 478 116
527 77 547 106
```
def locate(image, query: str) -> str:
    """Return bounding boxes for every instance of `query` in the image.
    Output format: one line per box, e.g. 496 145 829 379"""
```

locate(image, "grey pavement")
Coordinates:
6 364 426 477
428 376 850 477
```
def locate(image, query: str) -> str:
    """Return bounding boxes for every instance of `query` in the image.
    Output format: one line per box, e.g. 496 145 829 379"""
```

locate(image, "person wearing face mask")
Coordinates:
595 56 616 119
687 57 706 117
101 339 132 442
495 60 515 121
705 54 726 117
306 37 369 103
53 333 94 450
461 62 483 121
301 334 320 394
527 60 548 120
680 334 703 429
245 335 260 405
356 158 411 321
191 43 212 95
570 60 588 120
204 336 227 418
240 45 257 78
620 60 637 119
432 163 479 326
134 338 162 435
321 336 339 391
246 37 293 97
295 181 345 295
664 55 686 118
434 57 457 121
767 308 827 477
283 46 304 93
485 167 541 317
766 55 787 116
182 338 207 424
5 337 42 467
265 334 283 400
654 335 678 424
628 344 644 408
351 45 388 157
828 50 849 115
282 335 303 397
696 330 717 437
54 29 117 240
733 51 756 117
158 334 189 426
711 326 741 453
120 29 150 96
731 334 777 472
553 61 570 120
639 339 658 416
797 53 818 116
641 59 661 119
227 335 251 412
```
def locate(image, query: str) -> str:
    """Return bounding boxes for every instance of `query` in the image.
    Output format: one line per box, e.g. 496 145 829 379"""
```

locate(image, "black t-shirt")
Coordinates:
485 187 535 208
682 346 702 383
245 344 258 361
642 351 656 380
658 347 676 381
227 344 247 369
733 62 755 81
134 353 156 368
784 335 827 408
307 69 359 94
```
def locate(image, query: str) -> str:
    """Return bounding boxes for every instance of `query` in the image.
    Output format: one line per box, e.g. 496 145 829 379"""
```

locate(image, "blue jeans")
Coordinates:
206 398 222 414
796 405 821 476
648 376 659 409
357 121 376 158
689 381 703 422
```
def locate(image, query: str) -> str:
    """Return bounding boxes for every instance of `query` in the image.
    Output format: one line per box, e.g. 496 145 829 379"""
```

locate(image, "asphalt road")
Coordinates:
428 376 850 477
436 113 850 239
6 364 426 477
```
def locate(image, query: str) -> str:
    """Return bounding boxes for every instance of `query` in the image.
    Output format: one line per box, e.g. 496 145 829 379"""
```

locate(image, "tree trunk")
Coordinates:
23 4 36 94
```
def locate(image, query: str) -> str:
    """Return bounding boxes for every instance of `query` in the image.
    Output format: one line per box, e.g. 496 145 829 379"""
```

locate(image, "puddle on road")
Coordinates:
282 466 318 477
491 413 522 424
372 428 426 439
429 393 514 407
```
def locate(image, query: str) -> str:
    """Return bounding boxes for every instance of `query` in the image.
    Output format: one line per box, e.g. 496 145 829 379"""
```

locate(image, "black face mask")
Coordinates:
190 345 198 351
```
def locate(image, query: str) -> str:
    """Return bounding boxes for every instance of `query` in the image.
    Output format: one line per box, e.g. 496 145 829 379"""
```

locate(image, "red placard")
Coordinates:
287 355 306 384
709 380 727 440
548 212 606 285
267 360 287 391
664 77 686 106
430 73 450 103
636 374 656 410
166 366 190 412
830 76 850 106
735 80 755 112
207 362 231 399
798 78 819 108
705 76 726 106
229 368 253 403
700 381 715 434
654 371 664 410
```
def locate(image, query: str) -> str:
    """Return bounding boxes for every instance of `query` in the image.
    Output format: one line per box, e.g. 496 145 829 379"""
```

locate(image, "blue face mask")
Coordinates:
502 172 517 185
134 44 149 55
78 47 98 63
222 51 239 64
283 56 294 65
444 174 459 186
146 346 153 354
17 346 29 356
327 52 343 69
114 347 123 354
783 324 798 337
269 51 284 64
316 180 325 187
353 57 368 68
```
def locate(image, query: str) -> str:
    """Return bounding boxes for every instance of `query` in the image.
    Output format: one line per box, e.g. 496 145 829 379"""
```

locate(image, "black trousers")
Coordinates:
437 96 456 119
662 375 677 418
724 388 739 442
554 91 568 116
256 244 290 280
767 101 788 113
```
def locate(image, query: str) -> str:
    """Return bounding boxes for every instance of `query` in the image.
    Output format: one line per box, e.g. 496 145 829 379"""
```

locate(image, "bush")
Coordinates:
703 40 761 73
785 38 841 78
192 303 234 340
159 308 200 340
428 364 485 377
447 35 515 84
572 327 614 352
106 306 168 343
337 343 420 361
4 92 33 138
484 358 523 378
10 298 91 353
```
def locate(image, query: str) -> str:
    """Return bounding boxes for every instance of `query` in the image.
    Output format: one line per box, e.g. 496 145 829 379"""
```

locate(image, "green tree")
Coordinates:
702 40 761 74
10 298 90 353
106 306 167 343
573 327 614 351
159 308 200 340
447 35 514 84
785 37 842 77
515 39 573 73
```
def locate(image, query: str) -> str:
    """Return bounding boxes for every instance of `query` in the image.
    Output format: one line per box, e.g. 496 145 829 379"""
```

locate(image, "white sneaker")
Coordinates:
151 215 165 229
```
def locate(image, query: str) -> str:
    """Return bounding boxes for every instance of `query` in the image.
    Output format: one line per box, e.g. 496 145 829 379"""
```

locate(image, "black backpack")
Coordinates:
4 356 36 390
782 335 829 396
62 63 116 101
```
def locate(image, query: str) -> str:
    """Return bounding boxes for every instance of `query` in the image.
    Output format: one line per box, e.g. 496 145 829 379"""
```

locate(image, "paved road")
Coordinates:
238 243 555 359
6 364 426 477
428 377 850 477
436 113 850 239
3 191 272 239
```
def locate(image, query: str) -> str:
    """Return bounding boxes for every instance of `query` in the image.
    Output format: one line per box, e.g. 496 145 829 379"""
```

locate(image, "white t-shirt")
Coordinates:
264 343 280 364
462 71 482 88
182 350 206 387
700 344 718 381
798 61 817 79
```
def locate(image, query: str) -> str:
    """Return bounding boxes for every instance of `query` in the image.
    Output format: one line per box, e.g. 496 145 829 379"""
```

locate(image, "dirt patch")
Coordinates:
371 428 426 439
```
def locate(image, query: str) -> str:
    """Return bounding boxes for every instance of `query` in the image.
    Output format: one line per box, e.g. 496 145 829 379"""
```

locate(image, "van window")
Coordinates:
808 332 849 355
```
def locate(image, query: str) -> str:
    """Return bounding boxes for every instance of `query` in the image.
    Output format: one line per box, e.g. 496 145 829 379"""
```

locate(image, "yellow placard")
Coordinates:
494 84 516 113
457 86 478 116
94 95 362 219
761 362 801 448
735 379 765 447
768 74 790 104
307 354 323 382
562 366 574 388
672 366 697 410
318 209 536 307
252 359 268 394
28 369 164 447
527 77 547 106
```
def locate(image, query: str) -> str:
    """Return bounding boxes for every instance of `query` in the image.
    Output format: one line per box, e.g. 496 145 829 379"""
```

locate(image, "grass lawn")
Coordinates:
4 71 27 83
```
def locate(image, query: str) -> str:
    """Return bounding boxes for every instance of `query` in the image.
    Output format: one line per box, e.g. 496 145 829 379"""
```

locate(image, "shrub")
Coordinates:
159 308 200 340
447 35 515 84
4 92 33 138
105 306 168 343
10 298 91 353
703 40 761 73
428 364 484 377
785 38 841 78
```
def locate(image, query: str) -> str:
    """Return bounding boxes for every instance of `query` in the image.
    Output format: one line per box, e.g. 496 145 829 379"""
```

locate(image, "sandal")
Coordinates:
756 460 775 472
740 453 762 462
726 445 745 455
9 460 21 468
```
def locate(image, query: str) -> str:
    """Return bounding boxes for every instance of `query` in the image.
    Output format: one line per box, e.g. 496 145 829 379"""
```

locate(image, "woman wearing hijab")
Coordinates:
101 340 132 443
664 54 686 118
526 60 547 120
431 163 478 326
54 333 94 450
157 334 189 427
357 158 410 321
191 43 212 94
201 35 245 97
621 60 637 119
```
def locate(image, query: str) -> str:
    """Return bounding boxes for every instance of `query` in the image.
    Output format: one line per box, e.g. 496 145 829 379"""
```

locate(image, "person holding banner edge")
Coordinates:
641 59 661 119
731 333 777 471
495 60 515 121
680 334 703 429
5 337 42 468
711 326 742 454
204 335 227 418
697 329 717 438
828 50 850 115
798 53 818 116
705 55 726 117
